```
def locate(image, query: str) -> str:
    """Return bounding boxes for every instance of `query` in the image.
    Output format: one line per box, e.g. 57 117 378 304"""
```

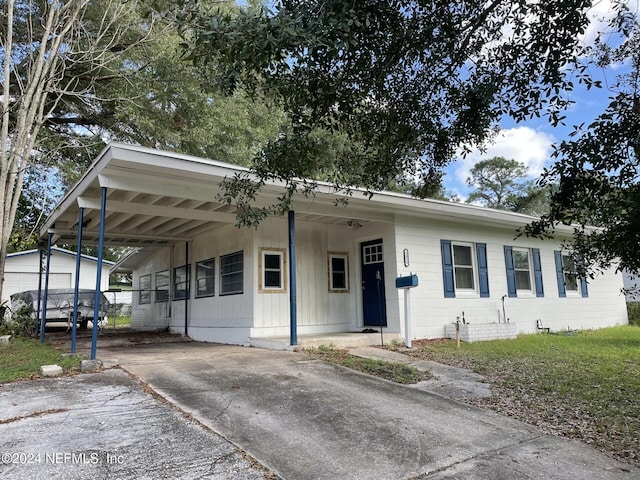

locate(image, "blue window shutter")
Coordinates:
503 246 517 298
441 240 455 298
476 243 489 298
580 277 588 298
554 250 566 298
532 248 544 297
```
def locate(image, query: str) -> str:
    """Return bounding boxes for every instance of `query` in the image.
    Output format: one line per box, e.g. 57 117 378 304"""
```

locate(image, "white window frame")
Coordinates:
561 253 580 294
363 243 383 265
512 247 534 294
328 252 349 293
259 248 286 293
452 241 477 294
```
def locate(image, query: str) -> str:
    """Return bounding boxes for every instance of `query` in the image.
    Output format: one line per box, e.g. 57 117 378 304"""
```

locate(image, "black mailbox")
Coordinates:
395 274 418 289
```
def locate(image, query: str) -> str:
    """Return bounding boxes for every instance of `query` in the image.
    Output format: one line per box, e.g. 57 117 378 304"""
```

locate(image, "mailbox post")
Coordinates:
395 274 418 348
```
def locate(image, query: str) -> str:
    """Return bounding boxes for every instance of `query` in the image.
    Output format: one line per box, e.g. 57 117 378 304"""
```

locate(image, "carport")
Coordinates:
39 143 384 358
39 144 265 358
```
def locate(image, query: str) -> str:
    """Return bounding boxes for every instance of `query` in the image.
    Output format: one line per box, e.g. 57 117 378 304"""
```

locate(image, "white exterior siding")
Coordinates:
179 225 254 344
393 216 628 340
127 213 628 346
130 247 171 330
3 249 111 303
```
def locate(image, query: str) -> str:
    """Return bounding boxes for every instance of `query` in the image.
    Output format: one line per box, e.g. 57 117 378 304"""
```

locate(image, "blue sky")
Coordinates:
443 0 639 200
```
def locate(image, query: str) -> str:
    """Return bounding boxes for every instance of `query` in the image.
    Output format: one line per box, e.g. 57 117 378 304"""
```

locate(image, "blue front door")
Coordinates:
361 239 387 327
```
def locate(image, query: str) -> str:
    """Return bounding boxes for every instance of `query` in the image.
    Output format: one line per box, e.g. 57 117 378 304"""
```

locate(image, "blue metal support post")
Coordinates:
288 210 297 346
35 249 44 336
184 241 189 336
90 187 107 360
40 233 53 343
71 207 84 354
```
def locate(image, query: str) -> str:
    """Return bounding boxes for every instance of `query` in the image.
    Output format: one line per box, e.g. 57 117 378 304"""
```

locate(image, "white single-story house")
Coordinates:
41 143 628 346
3 247 112 304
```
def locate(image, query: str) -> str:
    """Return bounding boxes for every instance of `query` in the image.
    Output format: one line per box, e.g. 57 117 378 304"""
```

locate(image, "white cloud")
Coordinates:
452 126 555 185
582 1 639 45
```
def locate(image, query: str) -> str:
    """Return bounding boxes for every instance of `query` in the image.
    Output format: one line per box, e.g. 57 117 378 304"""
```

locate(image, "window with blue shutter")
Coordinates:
441 240 487 298
441 240 455 298
476 243 490 298
554 250 567 297
504 246 517 297
580 277 589 297
532 248 544 297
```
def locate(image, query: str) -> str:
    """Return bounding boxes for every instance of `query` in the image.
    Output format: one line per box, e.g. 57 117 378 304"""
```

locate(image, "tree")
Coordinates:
0 0 179 300
466 157 531 210
2 0 286 295
177 0 598 225
465 157 554 216
524 6 640 276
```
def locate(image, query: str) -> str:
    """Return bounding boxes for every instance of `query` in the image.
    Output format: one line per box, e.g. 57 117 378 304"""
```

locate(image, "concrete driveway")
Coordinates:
101 342 637 480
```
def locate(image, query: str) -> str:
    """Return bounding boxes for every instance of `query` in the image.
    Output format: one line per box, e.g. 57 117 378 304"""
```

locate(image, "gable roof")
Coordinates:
8 246 114 265
41 142 569 249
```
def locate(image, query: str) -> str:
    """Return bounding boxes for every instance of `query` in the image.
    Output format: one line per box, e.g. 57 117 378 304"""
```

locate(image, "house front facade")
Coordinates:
120 206 628 345
43 144 628 347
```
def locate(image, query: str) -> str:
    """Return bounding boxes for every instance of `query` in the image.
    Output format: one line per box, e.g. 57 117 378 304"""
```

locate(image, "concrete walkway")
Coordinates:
99 342 637 480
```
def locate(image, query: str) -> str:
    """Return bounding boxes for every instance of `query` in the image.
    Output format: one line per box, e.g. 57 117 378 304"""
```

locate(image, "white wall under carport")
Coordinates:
3 247 112 303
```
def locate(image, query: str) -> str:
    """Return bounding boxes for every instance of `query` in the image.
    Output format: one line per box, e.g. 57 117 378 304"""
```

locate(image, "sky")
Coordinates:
443 0 639 200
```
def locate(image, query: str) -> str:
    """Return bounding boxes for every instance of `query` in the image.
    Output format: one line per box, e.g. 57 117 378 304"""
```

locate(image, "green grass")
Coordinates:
304 344 432 384
628 302 640 326
0 337 83 383
105 315 131 328
389 326 640 466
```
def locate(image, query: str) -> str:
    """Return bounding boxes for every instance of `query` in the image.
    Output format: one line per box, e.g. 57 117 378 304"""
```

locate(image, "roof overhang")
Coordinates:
41 143 571 250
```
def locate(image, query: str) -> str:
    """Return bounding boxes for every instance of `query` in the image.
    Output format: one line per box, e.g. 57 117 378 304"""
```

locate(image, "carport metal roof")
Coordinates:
41 143 553 249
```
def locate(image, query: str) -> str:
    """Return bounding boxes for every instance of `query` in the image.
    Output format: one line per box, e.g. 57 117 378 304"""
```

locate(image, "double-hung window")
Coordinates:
173 264 190 301
196 258 215 298
259 248 286 293
441 240 489 298
453 243 475 291
554 251 588 297
139 274 151 304
155 270 169 303
328 253 349 292
504 246 544 297
220 251 244 295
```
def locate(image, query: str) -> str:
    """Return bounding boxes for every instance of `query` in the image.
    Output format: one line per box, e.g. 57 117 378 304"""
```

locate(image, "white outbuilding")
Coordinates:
3 247 112 304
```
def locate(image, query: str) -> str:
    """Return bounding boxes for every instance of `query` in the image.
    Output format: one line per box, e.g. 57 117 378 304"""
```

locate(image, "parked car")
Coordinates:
10 289 110 330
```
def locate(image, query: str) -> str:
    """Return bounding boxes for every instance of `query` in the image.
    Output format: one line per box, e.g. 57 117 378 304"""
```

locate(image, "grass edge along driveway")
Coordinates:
387 326 639 468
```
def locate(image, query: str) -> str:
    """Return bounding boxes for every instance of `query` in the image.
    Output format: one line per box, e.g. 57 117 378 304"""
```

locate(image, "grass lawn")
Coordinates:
304 345 432 384
0 337 83 383
104 315 131 328
388 326 640 467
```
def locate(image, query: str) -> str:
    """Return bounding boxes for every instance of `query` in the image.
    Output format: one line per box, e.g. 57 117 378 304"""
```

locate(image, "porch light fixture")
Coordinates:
347 219 362 230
